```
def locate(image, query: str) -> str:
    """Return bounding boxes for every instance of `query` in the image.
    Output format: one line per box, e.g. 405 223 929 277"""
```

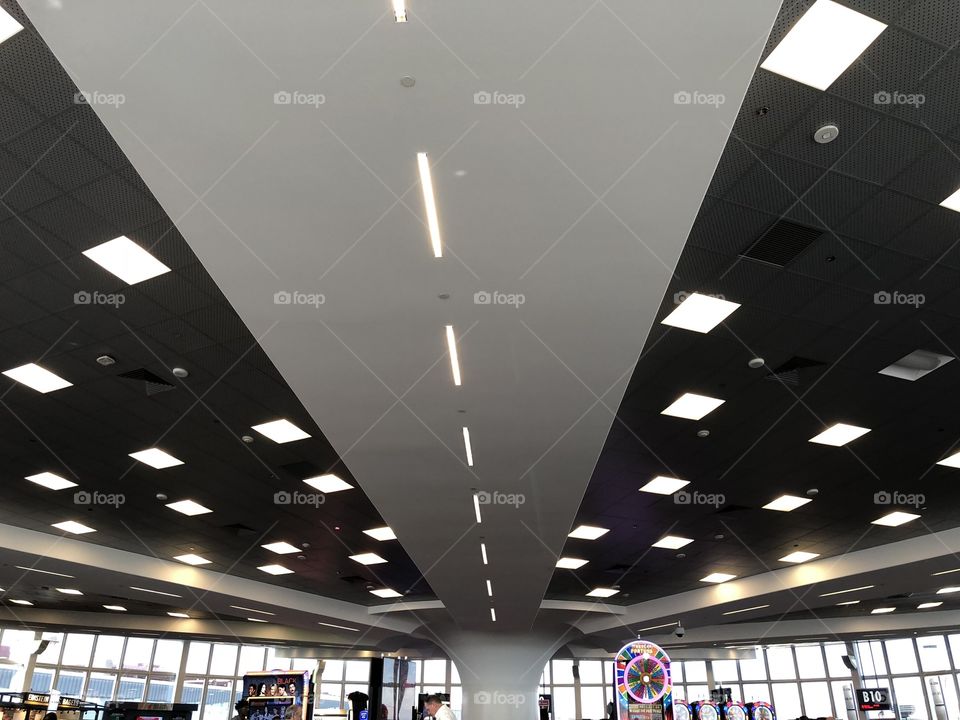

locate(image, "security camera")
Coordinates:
674 625 686 638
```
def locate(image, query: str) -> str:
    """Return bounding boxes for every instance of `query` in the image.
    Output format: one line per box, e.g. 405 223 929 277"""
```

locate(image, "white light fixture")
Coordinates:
639 476 690 495
763 494 813 512
941 188 960 214
0 8 23 45
9 599 32 606
257 564 294 576
662 393 724 420
701 572 736 583
473 492 482 524
261 541 300 555
129 448 184 469
445 325 462 386
723 604 770 616
350 553 387 566
130 586 181 598
936 450 960 469
486 579 493 597
480 543 488 565
14 567 73 578
51 521 95 535
173 553 210 566
462 426 474 466
2 363 72 393
872 511 920 527
103 605 127 612
760 0 886 90
167 612 190 618
933 569 960 576
247 617 268 623
779 551 820 563
871 607 895 614
918 602 943 609
392 0 407 22
82 236 171 285
879 350 953 381
363 527 397 542
26 472 77 491
55 588 83 595
819 585 875 597
490 607 497 622
809 423 870 446
165 500 211 516
586 587 619 598
836 600 860 606
568 525 609 540
556 557 589 569
318 621 359 631
937 587 960 595
417 153 441 256
371 588 402 598
635 622 680 632
251 419 311 444
230 605 275 616
652 535 694 550
662 293 741 333
303 474 353 493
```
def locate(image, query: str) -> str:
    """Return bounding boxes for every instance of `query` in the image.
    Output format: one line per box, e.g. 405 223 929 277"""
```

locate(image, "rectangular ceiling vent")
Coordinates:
118 368 175 395
765 356 827 386
278 461 322 479
741 219 822 267
340 575 369 585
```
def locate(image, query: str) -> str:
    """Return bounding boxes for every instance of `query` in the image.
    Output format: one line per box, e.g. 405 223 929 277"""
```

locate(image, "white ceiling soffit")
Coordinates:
21 0 782 630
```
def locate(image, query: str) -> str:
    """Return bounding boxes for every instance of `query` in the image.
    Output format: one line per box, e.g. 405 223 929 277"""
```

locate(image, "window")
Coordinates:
801 681 833 716
766 647 796 680
37 634 63 664
154 640 184 673
740 653 767 681
422 659 445 684
795 646 826 679
552 687 576 720
684 661 707 683
579 660 603 684
856 641 887 676
123 638 154 671
824 644 851 678
553 660 575 684
93 636 125 669
203 678 235 720
743 684 772 703
580 686 605 719
62 634 95 667
87 672 116 704
918 638 951 673
345 661 369 682
187 643 211 674
210 645 238 676
892 676 929 720
713 660 739 683
31 668 54 693
885 639 919 674
771 682 802 718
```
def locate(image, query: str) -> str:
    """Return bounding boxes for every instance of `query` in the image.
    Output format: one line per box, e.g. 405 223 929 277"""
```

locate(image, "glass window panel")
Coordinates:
605 661 615 685
345 661 368 682
93 636 125 669
727 685 743 702
542 662 551 686
292 658 315 672
153 640 183 673
886 639 919 674
795 646 826 679
266 647 292 671
553 660 575 684
830 681 852 718
344 683 368 708
316 682 343 710
186 643 210 674
31 668 54 693
57 670 87 697
449 687 462 718
580 686 605 719
926 675 958 720
37 634 63 664
673 686 686 702
210 645 239 675
739 654 766 681
238 646 265 675
766 647 796 680
86 672 116 704
552 687 576 720
147 678 176 703
949 635 960 667
117 673 147 702
685 662 707 683
451 662 460 684
182 678 206 706
743 684 771 703
892 676 929 720
62 634 95 667
323 660 345 682
801 681 832 716
672 662 684 683
122 638 154 670
856 641 887 676
824 644 851 678
423 659 445 684
713 661 739 683
687 686 709 702
771 683 802 719
919 637 951 672
579 661 603 684
204 678 235 720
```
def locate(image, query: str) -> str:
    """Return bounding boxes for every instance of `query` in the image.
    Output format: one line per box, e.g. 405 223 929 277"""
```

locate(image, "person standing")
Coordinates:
423 695 456 720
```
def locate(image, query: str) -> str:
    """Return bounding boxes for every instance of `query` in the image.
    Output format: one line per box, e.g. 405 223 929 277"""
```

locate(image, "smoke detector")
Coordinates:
96 355 116 366
814 124 839 144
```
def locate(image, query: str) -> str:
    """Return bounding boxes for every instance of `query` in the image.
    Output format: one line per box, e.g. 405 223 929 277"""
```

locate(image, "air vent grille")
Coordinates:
741 219 822 266
117 368 175 395
765 356 827 386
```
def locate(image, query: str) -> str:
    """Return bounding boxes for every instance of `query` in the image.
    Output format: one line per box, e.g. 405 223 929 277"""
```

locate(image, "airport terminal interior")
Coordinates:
0 1 959 720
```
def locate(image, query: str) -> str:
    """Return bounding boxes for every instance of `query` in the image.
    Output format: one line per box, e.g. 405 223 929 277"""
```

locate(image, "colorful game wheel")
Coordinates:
675 704 691 720
698 705 719 720
624 654 669 703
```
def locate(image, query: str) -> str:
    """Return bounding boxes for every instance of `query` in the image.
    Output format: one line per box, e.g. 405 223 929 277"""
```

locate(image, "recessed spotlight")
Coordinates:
836 600 860 606
937 587 960 595
918 602 943 609
55 588 83 595
9 599 32 606
662 393 724 421
480 542 488 565
51 521 95 535
701 573 736 583
350 553 387 566
779 551 820 563
230 605 275 616
445 325 462 386
486 579 493 597
363 527 397 542
936 450 960 469
251 419 311 444
586 587 619 598
556 557 589 569
165 500 211 516
82 236 171 285
257 564 294 576
0 8 23 45
247 617 268 623
763 494 812 512
809 423 870 446
661 293 740 333
652 535 694 550
417 153 441 256
820 585 875 597
568 525 609 540
639 476 689 495
129 448 184 469
15 567 74 578
26 472 77 491
130 586 181 598
261 541 300 555
871 607 895 614
302 474 353 493
462 427 474 467
760 0 886 90
371 588 402 598
318 621 359 631
103 605 127 612
173 554 210 566
722 604 770 615
872 511 920 527
2 363 72 393
167 612 190 618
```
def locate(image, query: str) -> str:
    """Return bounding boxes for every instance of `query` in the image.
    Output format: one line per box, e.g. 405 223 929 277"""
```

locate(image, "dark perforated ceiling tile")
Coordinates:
783 171 878 230
838 189 931 245
730 72 821 148
725 151 822 217
897 0 960 48
771 95 883 168
887 207 960 265
685 200 779 256
833 117 936 183
889 138 960 203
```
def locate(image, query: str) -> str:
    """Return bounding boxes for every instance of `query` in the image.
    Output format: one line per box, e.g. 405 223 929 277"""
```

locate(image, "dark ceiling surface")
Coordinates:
551 0 960 605
0 0 430 608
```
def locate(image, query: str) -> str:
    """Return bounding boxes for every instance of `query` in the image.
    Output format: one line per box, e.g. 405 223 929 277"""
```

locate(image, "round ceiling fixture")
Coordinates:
172 367 189 378
96 354 116 366
156 492 168 501
241 435 254 444
807 488 819 497
400 75 416 88
748 357 765 369
814 124 839 144
697 429 710 438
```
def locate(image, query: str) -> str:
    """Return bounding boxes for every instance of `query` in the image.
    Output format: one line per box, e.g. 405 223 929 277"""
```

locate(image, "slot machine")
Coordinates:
614 641 673 720
720 701 746 720
674 700 691 720
690 700 719 720
744 701 775 720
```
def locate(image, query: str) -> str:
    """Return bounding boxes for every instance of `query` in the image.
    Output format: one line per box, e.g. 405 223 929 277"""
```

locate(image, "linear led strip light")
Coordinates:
393 0 407 23
418 153 441 257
